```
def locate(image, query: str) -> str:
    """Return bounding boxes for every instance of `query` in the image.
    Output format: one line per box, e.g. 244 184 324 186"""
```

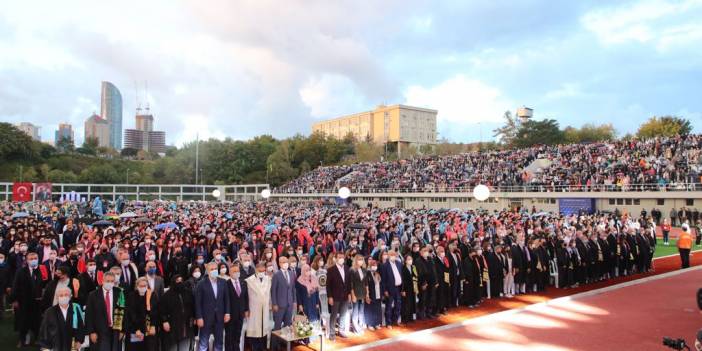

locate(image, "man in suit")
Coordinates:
118 249 138 291
38 286 85 351
85 271 126 351
239 253 255 280
225 264 248 351
326 251 351 340
381 250 403 327
271 256 297 331
10 252 45 347
195 262 231 351
78 259 101 306
144 260 165 298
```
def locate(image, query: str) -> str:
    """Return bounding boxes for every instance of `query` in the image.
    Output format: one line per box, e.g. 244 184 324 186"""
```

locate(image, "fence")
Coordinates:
0 183 270 202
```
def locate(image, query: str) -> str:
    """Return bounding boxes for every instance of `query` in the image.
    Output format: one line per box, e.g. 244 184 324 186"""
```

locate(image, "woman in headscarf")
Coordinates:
294 264 320 323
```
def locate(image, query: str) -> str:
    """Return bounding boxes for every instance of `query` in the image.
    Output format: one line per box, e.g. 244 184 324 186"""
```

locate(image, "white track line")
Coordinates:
342 262 702 351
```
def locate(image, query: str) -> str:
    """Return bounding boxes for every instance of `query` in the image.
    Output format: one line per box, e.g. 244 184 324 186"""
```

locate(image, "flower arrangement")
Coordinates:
293 319 314 338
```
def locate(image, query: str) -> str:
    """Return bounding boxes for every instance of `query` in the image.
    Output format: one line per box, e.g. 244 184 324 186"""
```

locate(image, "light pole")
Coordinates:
126 168 130 184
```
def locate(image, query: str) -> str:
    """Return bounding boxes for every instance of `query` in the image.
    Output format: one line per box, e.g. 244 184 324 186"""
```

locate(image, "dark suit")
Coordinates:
271 269 297 330
380 260 403 325
10 266 44 343
225 278 248 351
85 286 127 351
326 264 351 337
119 263 139 291
38 303 85 351
159 285 195 351
194 278 230 351
78 271 100 306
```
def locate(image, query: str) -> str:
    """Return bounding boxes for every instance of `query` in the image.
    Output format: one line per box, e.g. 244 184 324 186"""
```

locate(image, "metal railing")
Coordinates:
273 182 702 194
0 183 270 202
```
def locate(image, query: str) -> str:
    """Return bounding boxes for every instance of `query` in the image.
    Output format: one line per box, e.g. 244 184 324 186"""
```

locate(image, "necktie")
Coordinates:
105 290 112 327
284 271 289 284
124 267 129 285
234 280 241 296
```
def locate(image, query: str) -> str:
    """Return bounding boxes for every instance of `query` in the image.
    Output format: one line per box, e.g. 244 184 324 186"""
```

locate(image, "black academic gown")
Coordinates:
38 303 86 351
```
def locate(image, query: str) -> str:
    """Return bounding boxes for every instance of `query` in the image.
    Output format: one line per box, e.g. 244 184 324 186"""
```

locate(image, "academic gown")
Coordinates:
244 275 272 338
38 303 86 351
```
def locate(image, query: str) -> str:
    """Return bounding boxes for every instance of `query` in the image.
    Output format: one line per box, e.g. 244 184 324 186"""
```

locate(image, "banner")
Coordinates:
558 198 596 215
35 182 52 201
12 182 33 202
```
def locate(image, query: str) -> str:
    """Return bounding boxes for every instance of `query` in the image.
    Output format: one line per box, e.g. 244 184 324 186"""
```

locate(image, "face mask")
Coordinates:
58 296 71 306
281 263 289 270
438 252 445 259
196 258 205 265
243 261 251 268
147 268 157 275
232 272 240 280
138 287 147 295
267 266 274 272
87 266 96 273
148 255 156 261
337 258 345 265
20 246 28 253
296 250 303 256
267 243 273 248
0 259 4 264
103 282 114 290
256 272 265 279
29 259 39 268
287 251 294 256
209 270 219 279
193 271 202 279
49 254 57 260
477 250 483 255
215 254 223 261
220 268 227 275
370 266 377 272
290 262 297 268
422 252 429 259
265 253 272 259
121 260 130 266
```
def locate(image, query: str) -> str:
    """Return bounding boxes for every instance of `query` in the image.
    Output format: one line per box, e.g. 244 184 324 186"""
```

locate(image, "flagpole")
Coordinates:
195 133 199 185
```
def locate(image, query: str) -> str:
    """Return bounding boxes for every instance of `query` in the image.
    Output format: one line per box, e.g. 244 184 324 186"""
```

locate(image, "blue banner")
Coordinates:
558 198 595 215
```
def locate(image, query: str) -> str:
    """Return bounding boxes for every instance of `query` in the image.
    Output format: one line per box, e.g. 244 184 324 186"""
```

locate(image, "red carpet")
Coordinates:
368 265 702 351
292 251 701 351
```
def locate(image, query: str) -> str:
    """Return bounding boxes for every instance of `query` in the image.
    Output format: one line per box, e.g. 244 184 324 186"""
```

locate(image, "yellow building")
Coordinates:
312 104 437 150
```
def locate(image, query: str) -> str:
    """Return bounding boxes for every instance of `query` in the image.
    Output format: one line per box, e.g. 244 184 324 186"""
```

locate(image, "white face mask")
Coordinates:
337 258 345 266
103 282 114 290
265 253 272 259
193 271 202 279
138 287 147 295
243 261 251 268
370 266 377 272
58 296 70 306
280 263 289 270
87 266 96 273
256 272 265 279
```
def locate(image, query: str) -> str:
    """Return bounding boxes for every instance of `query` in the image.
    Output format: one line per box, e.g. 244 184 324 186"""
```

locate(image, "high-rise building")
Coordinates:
124 112 166 154
84 113 110 148
17 122 40 141
135 113 154 132
54 122 74 146
312 104 437 150
101 81 123 150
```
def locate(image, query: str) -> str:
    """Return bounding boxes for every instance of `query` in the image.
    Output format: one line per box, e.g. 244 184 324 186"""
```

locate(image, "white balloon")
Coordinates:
261 189 271 199
338 187 351 199
212 189 221 198
473 184 490 201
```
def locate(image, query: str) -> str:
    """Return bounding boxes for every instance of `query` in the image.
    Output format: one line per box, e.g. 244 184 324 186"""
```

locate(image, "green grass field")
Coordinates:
654 239 702 258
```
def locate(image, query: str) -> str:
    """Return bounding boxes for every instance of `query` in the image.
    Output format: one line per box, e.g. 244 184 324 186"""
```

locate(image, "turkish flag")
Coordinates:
12 182 33 202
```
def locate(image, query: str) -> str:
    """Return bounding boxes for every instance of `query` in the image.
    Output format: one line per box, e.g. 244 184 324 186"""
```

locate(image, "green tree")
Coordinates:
493 111 520 146
0 122 38 160
48 169 78 183
121 147 139 158
564 123 616 143
56 136 74 153
513 119 565 148
637 116 692 139
267 141 297 186
77 137 99 156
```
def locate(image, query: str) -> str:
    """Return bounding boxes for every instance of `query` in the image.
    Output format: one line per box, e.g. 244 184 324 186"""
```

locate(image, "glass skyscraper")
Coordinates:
101 81 123 150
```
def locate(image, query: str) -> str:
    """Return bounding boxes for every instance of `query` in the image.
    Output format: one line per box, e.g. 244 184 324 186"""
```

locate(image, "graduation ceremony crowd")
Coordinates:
276 134 702 193
0 196 698 351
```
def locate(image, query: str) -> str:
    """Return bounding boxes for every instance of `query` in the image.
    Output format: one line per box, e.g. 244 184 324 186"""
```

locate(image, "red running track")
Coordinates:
362 266 702 351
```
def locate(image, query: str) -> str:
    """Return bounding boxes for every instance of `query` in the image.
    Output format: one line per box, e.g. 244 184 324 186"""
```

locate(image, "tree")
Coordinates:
0 122 38 160
77 137 99 156
637 116 692 139
267 141 298 186
121 147 139 158
56 136 74 153
563 123 616 143
493 111 520 146
513 119 565 148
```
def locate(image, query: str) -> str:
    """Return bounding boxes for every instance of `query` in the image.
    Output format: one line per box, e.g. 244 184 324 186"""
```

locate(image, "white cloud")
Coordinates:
544 83 585 100
299 74 368 119
581 0 702 50
404 75 512 124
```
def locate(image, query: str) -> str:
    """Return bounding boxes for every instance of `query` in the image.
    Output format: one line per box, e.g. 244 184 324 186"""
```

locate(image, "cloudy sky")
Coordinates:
1 0 701 146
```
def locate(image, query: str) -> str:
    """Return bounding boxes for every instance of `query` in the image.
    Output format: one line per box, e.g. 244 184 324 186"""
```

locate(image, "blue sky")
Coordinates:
0 0 701 146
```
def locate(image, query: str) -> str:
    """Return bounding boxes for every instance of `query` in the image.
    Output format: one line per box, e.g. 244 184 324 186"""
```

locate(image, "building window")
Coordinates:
657 199 665 206
608 198 616 205
633 199 640 205
686 199 694 206
625 199 632 205
616 199 623 205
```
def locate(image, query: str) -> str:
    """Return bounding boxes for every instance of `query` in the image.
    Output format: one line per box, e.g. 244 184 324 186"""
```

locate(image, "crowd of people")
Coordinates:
0 197 699 351
275 135 702 193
